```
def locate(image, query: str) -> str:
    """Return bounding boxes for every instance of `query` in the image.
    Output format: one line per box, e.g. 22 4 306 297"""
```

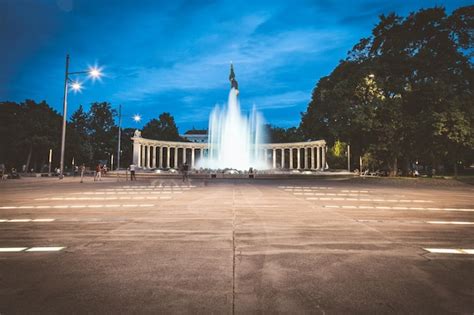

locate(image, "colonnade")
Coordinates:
132 133 327 170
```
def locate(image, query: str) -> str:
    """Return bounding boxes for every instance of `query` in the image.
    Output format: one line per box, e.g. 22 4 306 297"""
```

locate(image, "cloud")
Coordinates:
244 90 310 110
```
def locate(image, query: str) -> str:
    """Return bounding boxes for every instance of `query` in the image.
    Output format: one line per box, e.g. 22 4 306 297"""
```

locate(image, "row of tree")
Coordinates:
300 6 473 174
0 100 181 172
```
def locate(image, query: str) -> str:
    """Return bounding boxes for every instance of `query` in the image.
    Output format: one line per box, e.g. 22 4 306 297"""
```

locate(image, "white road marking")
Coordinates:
8 219 31 222
0 204 158 209
427 221 474 225
323 205 474 211
306 197 432 203
0 247 27 252
424 248 474 255
25 247 65 252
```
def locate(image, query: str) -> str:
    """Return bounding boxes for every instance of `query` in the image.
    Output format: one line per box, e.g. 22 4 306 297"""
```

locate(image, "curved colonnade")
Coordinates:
132 135 327 170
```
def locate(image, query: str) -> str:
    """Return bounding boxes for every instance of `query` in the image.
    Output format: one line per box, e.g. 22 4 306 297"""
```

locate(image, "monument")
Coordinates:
132 65 327 172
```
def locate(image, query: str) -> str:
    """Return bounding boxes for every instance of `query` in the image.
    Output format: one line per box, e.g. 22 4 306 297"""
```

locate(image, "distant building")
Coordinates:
180 129 208 143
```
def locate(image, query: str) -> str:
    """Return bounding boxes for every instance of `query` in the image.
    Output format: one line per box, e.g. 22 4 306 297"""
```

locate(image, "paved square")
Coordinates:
0 177 473 313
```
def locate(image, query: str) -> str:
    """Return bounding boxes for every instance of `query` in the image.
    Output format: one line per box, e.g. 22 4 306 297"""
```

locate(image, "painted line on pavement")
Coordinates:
322 205 474 212
0 247 65 253
0 219 55 223
427 221 474 225
423 248 474 254
0 204 157 209
307 197 432 203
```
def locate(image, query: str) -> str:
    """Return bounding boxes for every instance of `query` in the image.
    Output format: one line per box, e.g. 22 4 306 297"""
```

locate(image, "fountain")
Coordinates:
198 64 269 170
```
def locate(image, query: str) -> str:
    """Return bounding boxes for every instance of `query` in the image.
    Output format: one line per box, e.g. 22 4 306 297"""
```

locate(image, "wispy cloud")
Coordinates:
244 90 310 110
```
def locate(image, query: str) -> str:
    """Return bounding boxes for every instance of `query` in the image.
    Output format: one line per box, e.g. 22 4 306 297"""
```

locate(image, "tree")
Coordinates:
67 105 93 166
142 112 182 141
300 5 473 175
87 102 117 163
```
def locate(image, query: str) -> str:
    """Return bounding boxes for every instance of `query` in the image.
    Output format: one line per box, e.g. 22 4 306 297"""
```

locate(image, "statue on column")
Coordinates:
134 129 142 137
229 63 239 93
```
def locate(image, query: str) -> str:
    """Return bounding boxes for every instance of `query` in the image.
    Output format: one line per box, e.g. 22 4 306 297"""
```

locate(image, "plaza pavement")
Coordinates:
0 176 473 314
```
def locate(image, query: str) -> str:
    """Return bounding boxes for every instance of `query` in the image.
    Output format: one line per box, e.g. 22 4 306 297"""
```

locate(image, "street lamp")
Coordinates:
59 54 103 179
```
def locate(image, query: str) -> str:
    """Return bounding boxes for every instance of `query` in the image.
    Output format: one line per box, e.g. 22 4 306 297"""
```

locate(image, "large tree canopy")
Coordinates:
300 6 473 174
142 112 182 141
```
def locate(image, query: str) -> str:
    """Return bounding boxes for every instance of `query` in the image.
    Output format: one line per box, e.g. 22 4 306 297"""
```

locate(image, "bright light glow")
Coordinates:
427 221 474 225
9 219 31 222
133 114 141 122
423 248 474 254
26 247 65 252
70 81 83 92
88 66 103 80
0 247 27 252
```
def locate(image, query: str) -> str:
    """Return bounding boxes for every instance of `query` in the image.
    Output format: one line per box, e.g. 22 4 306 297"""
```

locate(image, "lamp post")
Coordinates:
59 54 103 179
116 104 122 171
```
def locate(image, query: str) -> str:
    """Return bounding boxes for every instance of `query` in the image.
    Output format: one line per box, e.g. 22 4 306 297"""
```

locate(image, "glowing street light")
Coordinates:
133 114 142 122
70 81 83 92
59 54 104 179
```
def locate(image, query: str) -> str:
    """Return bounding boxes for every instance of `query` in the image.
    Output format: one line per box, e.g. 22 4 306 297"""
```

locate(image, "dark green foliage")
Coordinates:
142 112 182 141
300 5 473 174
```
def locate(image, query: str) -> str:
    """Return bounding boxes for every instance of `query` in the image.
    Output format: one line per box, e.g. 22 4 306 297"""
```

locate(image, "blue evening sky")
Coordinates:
1 0 470 132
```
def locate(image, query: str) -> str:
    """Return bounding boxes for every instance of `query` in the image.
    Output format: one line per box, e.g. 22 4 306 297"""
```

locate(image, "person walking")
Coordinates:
130 164 136 181
182 162 189 182
80 164 85 183
94 164 102 181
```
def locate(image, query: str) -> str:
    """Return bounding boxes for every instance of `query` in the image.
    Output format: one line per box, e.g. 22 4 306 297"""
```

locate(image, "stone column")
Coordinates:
191 148 195 168
322 145 326 170
272 148 276 168
174 147 178 168
166 147 170 168
281 148 285 169
146 145 151 168
289 148 293 169
317 146 321 170
182 148 187 164
159 147 163 168
152 146 156 168
297 148 301 169
304 148 308 169
141 145 146 168
311 147 315 169
133 141 141 166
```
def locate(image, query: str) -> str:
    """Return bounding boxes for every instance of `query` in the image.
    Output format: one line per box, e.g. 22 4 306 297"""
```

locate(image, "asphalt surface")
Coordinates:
0 176 473 314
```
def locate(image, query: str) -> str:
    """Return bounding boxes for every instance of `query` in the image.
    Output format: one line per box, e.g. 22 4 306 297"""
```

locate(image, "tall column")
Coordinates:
141 145 146 168
281 148 285 169
321 145 326 170
289 148 293 169
297 148 301 169
174 147 178 168
133 141 141 166
304 148 308 169
272 148 276 168
159 146 163 168
166 147 170 168
182 148 187 164
146 145 150 168
191 148 195 168
317 146 321 170
152 146 156 168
